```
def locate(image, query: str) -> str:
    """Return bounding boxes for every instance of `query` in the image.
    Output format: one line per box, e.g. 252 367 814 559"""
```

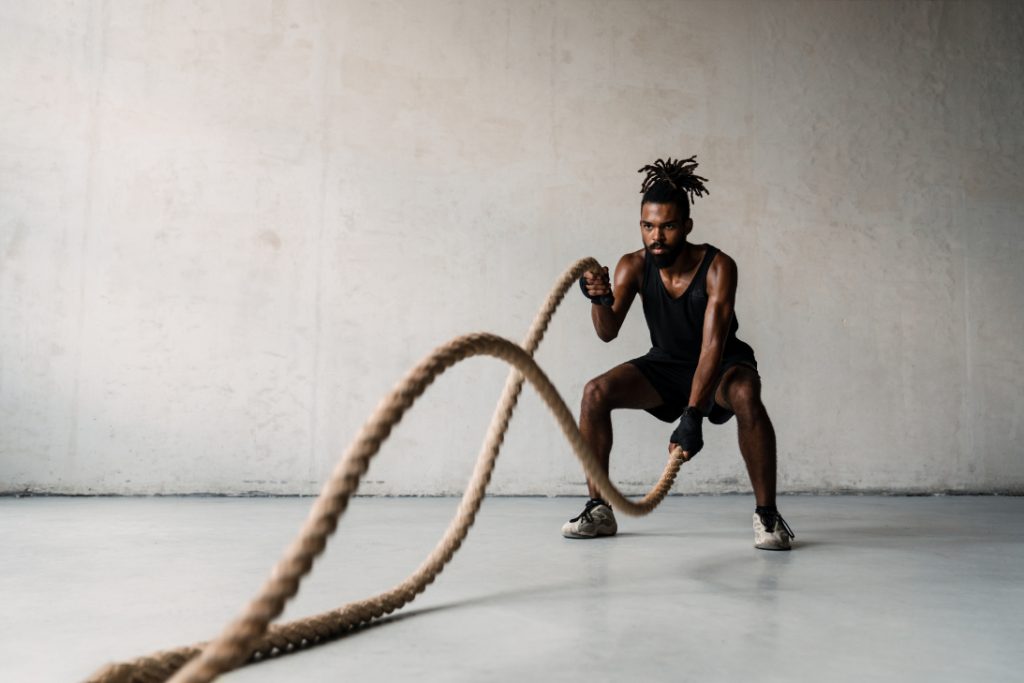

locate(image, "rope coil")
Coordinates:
87 257 688 683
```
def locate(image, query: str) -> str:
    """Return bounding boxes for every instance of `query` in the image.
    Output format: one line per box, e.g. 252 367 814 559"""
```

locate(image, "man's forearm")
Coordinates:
591 304 619 342
688 343 724 411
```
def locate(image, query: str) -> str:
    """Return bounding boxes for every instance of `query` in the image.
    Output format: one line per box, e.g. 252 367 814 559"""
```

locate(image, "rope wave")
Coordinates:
87 257 688 683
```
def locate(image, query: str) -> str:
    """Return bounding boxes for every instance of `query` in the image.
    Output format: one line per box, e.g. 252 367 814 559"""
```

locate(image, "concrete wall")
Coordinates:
2 0 1022 495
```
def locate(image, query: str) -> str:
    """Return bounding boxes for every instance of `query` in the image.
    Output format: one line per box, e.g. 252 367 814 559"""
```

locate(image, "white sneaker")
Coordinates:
562 499 618 539
753 510 794 550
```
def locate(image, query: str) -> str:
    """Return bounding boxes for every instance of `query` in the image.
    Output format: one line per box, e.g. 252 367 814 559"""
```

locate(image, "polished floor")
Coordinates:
1 495 1022 682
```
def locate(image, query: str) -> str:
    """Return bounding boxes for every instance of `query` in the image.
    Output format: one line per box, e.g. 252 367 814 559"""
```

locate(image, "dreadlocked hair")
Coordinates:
637 156 709 219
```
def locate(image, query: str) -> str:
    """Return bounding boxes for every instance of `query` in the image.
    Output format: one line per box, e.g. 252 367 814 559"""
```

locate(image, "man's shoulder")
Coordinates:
618 249 645 276
705 245 738 295
707 245 737 273
620 249 645 266
614 250 645 291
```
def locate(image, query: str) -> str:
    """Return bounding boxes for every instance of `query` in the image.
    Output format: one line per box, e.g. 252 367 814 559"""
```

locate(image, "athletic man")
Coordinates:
565 157 794 550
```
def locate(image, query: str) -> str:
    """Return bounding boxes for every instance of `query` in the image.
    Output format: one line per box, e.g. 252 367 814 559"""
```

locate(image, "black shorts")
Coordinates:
627 347 758 425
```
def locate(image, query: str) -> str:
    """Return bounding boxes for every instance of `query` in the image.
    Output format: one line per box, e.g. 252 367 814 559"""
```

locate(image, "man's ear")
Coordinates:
684 217 694 235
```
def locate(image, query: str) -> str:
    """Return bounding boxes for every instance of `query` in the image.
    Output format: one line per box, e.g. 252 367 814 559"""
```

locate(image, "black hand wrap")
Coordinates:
670 406 704 457
578 277 614 307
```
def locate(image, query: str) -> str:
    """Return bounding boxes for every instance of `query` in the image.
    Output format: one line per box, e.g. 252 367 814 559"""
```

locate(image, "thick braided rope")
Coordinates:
86 258 689 683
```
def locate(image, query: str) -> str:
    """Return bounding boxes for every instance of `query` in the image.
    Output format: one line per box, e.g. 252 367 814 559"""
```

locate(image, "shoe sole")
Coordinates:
562 526 617 539
563 531 616 539
755 542 792 551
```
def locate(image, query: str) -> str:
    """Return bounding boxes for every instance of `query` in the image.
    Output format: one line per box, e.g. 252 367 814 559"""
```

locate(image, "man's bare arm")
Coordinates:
688 253 738 411
582 252 642 342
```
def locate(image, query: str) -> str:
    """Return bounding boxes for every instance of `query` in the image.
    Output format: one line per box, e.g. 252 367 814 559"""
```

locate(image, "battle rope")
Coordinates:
87 257 689 683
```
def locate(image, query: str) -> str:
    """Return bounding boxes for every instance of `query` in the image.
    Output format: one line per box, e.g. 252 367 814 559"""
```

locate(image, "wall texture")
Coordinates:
2 0 1022 495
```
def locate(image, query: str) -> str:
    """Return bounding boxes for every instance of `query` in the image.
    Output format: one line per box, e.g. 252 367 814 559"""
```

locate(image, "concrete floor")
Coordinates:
1 496 1022 682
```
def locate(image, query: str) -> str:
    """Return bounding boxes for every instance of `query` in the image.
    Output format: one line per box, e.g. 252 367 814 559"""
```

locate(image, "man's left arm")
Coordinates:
688 253 738 412
669 253 738 458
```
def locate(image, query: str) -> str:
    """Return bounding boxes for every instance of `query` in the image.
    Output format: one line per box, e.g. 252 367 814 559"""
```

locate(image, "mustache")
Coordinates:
649 242 666 250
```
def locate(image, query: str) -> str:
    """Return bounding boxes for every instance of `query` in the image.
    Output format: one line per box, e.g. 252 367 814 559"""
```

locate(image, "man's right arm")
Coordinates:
582 252 642 342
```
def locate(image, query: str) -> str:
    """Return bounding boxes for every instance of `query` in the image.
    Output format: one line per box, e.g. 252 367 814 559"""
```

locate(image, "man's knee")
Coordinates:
725 372 765 420
582 376 612 414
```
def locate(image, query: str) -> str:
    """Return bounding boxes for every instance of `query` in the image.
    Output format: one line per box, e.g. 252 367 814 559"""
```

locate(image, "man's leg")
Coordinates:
714 365 793 549
714 365 776 506
562 363 663 539
580 363 664 500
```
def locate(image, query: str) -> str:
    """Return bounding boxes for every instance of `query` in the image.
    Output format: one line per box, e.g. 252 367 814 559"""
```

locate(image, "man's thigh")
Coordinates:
713 363 761 412
589 362 664 411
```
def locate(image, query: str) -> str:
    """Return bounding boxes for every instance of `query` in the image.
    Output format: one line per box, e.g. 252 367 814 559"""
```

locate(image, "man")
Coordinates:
565 157 794 550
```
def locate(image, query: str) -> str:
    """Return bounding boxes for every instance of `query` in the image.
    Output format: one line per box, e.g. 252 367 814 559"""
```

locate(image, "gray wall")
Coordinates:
2 0 1022 495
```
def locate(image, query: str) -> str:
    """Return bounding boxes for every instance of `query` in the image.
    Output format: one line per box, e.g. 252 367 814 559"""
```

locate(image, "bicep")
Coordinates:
610 254 641 323
702 257 738 347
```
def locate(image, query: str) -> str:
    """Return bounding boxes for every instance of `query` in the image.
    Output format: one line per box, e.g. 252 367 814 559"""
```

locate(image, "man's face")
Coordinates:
640 202 691 268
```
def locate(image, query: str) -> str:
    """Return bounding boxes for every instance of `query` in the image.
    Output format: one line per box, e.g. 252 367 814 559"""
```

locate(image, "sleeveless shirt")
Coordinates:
639 244 754 365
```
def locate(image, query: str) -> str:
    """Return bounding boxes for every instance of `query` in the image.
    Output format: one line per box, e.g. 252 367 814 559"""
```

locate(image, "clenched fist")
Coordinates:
579 267 614 306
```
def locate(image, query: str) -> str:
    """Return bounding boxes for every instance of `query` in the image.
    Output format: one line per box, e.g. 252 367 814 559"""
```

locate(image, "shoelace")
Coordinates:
569 499 606 524
759 511 795 539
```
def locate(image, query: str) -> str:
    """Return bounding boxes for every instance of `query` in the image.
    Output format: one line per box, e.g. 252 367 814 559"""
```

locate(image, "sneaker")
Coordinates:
562 498 618 539
753 510 795 550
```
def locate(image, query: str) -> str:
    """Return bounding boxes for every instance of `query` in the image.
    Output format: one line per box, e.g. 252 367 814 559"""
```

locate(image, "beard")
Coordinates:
647 241 683 269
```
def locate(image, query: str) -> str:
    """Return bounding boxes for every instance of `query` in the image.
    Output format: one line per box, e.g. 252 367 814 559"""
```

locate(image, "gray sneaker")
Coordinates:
562 498 618 539
753 510 794 550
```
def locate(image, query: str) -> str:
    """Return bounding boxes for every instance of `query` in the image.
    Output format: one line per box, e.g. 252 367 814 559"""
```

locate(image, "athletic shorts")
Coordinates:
627 346 758 425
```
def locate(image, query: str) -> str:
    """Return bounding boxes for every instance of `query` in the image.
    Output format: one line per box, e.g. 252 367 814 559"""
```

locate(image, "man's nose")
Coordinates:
654 227 665 241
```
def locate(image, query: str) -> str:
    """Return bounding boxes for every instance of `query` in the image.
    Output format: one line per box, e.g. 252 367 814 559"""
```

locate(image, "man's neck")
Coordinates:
659 242 702 276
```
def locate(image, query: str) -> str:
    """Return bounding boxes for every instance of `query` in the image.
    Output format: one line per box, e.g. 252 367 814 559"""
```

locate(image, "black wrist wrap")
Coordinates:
670 406 704 456
579 277 614 307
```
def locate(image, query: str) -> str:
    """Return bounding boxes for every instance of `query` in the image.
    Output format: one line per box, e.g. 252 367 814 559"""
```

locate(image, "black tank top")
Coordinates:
639 244 753 364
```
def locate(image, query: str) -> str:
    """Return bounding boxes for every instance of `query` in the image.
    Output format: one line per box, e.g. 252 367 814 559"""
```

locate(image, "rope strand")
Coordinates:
86 257 688 683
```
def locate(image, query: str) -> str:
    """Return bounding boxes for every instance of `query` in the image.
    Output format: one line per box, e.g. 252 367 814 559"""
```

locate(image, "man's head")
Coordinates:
641 201 689 268
637 156 709 268
638 156 709 219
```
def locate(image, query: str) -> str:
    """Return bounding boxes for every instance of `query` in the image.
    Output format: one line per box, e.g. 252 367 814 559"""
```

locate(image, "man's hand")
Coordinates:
579 267 614 306
669 407 704 459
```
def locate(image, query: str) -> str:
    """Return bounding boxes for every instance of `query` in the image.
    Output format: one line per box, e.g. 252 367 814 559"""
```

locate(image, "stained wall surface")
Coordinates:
2 0 1022 495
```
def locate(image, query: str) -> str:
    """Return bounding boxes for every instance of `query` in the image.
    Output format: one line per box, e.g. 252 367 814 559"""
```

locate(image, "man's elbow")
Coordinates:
699 340 724 361
597 330 618 343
